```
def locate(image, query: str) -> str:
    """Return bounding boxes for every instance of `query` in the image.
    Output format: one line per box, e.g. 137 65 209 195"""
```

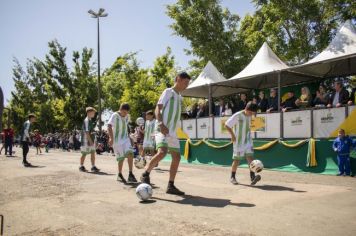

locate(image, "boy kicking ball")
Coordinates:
79 107 100 172
108 103 138 184
225 102 261 185
140 72 191 195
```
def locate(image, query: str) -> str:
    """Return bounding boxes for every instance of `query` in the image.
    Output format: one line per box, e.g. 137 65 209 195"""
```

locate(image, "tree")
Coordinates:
167 0 243 78
9 40 96 133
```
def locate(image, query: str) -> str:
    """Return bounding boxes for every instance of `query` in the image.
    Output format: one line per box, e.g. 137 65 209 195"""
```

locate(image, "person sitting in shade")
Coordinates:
281 91 298 112
333 129 356 177
313 85 329 107
295 86 312 109
266 89 279 113
327 81 349 108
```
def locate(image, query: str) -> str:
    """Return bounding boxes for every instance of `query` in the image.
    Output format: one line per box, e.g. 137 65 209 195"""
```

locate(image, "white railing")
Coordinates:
181 105 356 139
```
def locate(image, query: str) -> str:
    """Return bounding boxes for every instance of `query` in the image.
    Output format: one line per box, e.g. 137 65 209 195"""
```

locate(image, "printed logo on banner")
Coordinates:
251 116 266 132
200 123 207 129
320 113 334 123
291 116 303 126
187 124 193 130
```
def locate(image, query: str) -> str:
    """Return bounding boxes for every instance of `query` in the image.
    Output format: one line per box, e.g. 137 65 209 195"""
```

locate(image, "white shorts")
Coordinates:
113 139 134 161
143 138 155 150
233 142 254 160
81 145 95 155
155 132 180 153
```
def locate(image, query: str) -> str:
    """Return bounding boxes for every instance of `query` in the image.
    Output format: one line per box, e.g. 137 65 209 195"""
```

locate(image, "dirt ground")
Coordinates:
1 147 356 236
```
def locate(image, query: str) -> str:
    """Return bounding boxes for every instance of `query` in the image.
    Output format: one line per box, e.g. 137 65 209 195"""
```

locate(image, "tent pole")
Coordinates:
277 72 281 111
208 85 212 116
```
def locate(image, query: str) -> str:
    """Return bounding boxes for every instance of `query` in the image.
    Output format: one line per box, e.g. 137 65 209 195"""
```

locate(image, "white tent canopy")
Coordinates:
232 42 289 79
217 42 295 89
289 20 356 78
181 61 238 98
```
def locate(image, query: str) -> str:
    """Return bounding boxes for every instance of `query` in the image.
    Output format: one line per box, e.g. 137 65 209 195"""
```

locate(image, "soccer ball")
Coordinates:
250 160 264 173
136 117 145 126
134 157 146 169
136 183 153 201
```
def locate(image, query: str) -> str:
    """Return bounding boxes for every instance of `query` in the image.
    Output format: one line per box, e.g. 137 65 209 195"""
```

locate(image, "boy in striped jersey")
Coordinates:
142 110 156 157
141 72 191 195
225 102 261 185
79 107 100 172
108 103 137 184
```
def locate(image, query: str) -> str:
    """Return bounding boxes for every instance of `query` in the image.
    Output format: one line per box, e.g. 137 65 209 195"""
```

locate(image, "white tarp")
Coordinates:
231 42 289 80
289 20 356 78
217 42 296 89
181 61 238 98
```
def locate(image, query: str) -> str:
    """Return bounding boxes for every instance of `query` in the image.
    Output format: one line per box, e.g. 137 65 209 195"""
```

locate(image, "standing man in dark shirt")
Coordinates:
215 99 225 117
327 81 349 108
236 93 248 111
267 89 279 113
21 114 36 167
257 91 268 112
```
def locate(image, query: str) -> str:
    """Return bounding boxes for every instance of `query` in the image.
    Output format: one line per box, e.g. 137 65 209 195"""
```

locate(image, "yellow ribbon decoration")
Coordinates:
279 139 308 148
254 140 279 150
184 138 317 167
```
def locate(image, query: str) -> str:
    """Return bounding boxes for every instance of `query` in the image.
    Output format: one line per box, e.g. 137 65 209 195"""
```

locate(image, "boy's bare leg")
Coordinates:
145 147 167 173
169 151 181 182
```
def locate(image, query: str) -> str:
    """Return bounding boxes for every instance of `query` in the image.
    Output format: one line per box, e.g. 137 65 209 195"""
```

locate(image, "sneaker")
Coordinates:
230 177 238 185
117 173 127 184
79 166 87 172
91 166 100 172
166 185 185 195
128 173 138 183
140 173 150 185
336 173 344 176
251 175 261 186
23 162 31 167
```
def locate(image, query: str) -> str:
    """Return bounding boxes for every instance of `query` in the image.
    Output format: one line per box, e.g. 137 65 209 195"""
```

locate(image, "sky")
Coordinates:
0 0 256 105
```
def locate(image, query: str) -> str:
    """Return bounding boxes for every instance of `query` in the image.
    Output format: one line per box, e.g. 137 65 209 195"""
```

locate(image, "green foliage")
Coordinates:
102 48 177 120
9 40 97 134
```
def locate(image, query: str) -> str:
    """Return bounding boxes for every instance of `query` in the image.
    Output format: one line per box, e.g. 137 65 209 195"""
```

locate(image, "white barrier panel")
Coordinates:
349 105 356 115
214 116 232 139
197 117 214 139
182 119 196 139
256 113 281 138
283 110 311 138
313 107 345 138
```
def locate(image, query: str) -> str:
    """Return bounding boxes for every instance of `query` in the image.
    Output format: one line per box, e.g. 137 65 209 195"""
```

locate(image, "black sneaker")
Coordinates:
79 166 87 172
230 177 238 185
251 175 261 186
336 173 344 176
166 185 185 195
128 173 138 183
117 173 127 184
140 173 150 185
91 166 100 172
23 162 31 167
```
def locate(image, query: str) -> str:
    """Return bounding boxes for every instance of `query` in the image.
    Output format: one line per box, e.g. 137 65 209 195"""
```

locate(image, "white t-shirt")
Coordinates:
157 88 182 137
108 112 129 143
333 92 340 106
225 111 252 146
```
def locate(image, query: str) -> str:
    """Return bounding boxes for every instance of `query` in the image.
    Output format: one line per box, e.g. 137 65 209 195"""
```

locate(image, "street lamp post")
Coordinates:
88 8 108 136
